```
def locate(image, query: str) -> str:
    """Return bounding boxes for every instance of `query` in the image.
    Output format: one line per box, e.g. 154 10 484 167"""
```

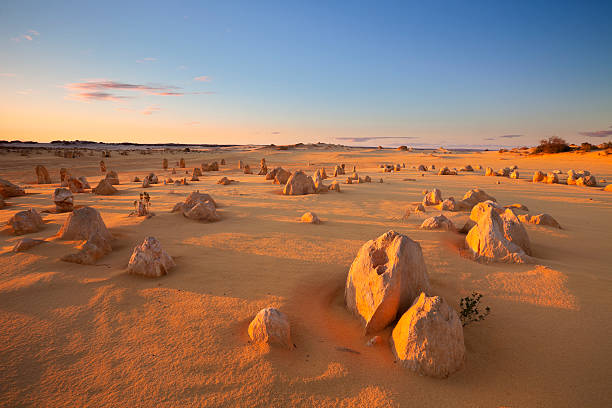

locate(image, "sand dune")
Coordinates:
0 147 611 407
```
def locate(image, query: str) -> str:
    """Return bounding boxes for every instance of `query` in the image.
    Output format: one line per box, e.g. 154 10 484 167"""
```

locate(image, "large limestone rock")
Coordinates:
422 188 442 206
469 200 504 223
105 171 120 185
7 209 44 235
61 233 112 265
500 209 532 255
418 164 427 171
532 171 546 183
172 191 220 222
461 188 496 209
329 180 341 192
53 188 74 212
217 177 235 185
67 177 85 193
267 167 291 184
546 172 559 184
518 213 561 229
179 158 186 168
93 179 118 195
248 308 292 349
345 231 430 334
576 175 597 187
78 176 91 189
390 293 465 378
420 215 455 231
510 170 519 179
282 171 316 195
57 206 113 242
35 165 51 184
465 207 530 263
127 237 175 277
333 165 345 177
0 179 26 198
162 158 168 170
485 167 494 176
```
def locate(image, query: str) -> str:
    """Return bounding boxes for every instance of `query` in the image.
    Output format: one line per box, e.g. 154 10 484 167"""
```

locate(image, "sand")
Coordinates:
0 146 611 407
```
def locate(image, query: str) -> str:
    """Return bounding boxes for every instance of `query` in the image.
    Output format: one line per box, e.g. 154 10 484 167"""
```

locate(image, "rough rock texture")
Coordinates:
329 180 341 192
67 177 85 193
497 168 511 177
500 209 532 255
283 171 316 195
414 203 426 213
35 165 51 184
57 206 113 242
345 230 430 333
13 238 45 252
460 165 474 172
510 170 519 179
422 188 442 206
243 164 252 175
193 167 202 177
576 175 597 187
438 167 456 175
300 212 320 224
258 163 268 175
179 158 186 168
61 233 112 265
420 215 455 231
519 213 562 229
604 184 612 192
0 179 26 198
93 179 118 195
270 168 291 185
105 171 120 185
7 209 44 235
313 173 327 193
248 308 292 349
60 168 69 183
418 165 427 171
546 172 559 184
78 176 91 189
100 160 106 173
461 188 496 209
532 171 546 183
333 165 345 177
162 158 168 170
390 293 465 378
217 177 235 185
53 188 74 212
469 200 504 223
466 207 530 263
437 197 458 211
485 167 494 176
127 236 175 277
173 191 220 222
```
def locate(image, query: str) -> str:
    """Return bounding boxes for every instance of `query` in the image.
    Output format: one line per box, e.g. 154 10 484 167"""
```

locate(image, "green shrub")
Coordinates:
459 292 491 327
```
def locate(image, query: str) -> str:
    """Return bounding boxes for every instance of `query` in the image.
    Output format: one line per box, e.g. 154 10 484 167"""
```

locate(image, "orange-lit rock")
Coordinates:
390 293 465 378
248 308 292 349
300 212 320 224
283 171 316 195
127 236 175 277
7 209 43 235
345 230 430 333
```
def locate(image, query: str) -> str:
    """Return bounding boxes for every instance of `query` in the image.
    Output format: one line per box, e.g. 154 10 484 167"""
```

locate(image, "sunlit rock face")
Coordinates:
127 236 175 277
422 188 442 206
282 171 316 195
248 308 292 349
345 230 430 334
7 209 43 235
466 207 531 264
390 293 465 378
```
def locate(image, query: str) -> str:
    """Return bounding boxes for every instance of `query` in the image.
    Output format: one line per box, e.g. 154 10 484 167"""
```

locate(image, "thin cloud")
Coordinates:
65 80 185 102
142 105 161 115
500 134 523 138
484 137 496 141
11 29 39 42
0 73 17 77
16 89 32 95
578 127 612 138
186 121 201 126
136 57 157 64
336 136 419 143
69 92 131 102
194 76 211 82
271 131 281 134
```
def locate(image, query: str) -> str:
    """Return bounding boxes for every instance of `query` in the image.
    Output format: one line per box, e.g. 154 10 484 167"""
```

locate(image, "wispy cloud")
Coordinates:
65 80 185 102
177 65 188 70
271 131 281 134
484 137 496 141
336 136 419 143
194 75 211 82
11 29 39 42
136 57 157 64
578 126 612 138
186 121 200 126
0 73 17 77
500 134 523 139
17 89 32 95
141 105 161 115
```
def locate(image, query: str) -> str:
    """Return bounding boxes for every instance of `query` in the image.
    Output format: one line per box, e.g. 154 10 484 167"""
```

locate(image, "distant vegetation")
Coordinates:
534 137 571 154
459 292 491 327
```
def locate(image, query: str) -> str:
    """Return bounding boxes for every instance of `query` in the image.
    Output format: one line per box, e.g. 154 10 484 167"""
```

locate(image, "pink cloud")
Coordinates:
11 29 39 42
0 73 17 77
194 76 211 82
136 57 157 64
141 105 161 115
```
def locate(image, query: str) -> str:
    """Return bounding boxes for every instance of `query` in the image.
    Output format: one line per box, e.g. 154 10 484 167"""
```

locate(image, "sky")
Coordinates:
1 0 611 148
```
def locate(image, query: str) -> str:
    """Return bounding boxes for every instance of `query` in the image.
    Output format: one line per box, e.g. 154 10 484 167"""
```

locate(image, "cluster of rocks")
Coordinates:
171 191 220 222
345 230 465 378
532 169 597 186
421 187 496 213
485 166 518 178
58 206 113 265
201 161 219 172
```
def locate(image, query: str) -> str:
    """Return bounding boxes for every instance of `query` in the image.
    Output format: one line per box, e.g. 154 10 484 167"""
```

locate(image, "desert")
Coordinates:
0 143 611 407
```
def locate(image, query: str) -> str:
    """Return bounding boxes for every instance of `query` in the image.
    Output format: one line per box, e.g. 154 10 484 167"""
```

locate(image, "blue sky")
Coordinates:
1 0 611 146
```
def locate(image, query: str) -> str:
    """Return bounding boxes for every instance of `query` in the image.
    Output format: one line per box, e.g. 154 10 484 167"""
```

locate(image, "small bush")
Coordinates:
580 142 594 152
534 136 570 154
459 292 490 327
